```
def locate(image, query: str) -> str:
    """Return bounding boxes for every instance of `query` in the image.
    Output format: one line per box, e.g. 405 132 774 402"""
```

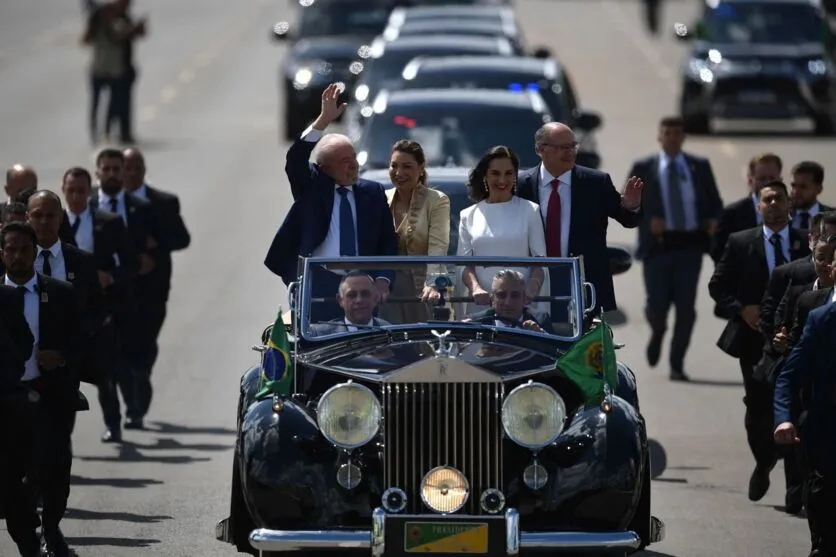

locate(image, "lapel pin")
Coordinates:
41 291 48 303
129 206 136 213
68 272 75 280
792 240 800 250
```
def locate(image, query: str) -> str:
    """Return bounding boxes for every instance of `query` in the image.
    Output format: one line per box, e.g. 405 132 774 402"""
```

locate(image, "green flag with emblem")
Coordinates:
556 317 617 403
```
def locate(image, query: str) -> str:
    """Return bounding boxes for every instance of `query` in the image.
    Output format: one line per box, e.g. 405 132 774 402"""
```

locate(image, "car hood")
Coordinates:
302 336 561 378
692 41 825 59
289 36 371 61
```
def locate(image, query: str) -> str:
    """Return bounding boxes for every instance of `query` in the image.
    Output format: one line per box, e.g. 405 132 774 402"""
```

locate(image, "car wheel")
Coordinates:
813 115 835 136
229 455 258 556
626 451 652 553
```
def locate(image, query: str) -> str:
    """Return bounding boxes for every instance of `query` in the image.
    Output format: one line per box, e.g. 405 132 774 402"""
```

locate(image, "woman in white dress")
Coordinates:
456 146 548 314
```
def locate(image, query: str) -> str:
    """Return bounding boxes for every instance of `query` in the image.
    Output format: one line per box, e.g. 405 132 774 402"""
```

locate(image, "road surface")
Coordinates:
0 0 829 555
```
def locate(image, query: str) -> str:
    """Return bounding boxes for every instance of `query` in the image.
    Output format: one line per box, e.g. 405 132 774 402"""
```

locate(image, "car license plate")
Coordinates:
738 91 777 103
404 522 489 553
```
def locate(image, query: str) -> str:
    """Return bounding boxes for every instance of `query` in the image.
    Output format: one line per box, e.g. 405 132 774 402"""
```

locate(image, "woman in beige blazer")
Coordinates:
380 140 451 324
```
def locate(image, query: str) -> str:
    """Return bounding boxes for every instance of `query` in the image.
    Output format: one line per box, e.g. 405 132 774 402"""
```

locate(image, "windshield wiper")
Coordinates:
308 321 387 331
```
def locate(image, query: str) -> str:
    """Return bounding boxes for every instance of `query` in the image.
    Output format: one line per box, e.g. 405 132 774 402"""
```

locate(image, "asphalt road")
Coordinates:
0 0 831 555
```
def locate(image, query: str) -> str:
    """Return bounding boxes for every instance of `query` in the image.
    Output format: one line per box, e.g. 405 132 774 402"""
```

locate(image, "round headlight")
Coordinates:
421 466 469 513
316 382 381 449
501 382 566 449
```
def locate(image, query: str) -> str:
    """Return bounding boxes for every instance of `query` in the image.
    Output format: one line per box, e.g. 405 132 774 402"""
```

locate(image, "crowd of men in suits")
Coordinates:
0 148 189 557
630 115 834 556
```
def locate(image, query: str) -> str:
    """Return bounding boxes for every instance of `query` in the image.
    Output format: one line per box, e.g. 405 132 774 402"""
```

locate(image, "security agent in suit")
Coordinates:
59 166 139 442
708 180 810 505
789 161 834 236
775 303 836 557
0 285 37 557
515 122 643 315
91 148 162 430
710 153 782 263
629 116 723 382
1 222 83 557
122 148 191 374
465 269 554 334
264 83 398 321
2 164 38 224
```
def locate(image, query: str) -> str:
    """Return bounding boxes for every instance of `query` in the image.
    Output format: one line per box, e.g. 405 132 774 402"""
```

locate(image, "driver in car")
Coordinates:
465 269 552 333
310 271 391 335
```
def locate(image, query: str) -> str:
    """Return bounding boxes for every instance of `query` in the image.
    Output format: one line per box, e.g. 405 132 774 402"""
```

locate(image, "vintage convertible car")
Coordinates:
216 255 663 556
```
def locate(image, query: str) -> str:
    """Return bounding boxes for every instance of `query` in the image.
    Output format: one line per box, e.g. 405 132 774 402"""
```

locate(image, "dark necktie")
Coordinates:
799 211 810 230
337 187 357 256
17 285 27 296
109 198 118 213
71 215 82 235
666 161 687 230
770 234 787 268
546 179 561 257
41 251 52 277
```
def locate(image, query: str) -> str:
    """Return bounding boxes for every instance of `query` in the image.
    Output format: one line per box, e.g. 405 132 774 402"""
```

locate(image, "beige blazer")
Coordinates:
386 185 451 257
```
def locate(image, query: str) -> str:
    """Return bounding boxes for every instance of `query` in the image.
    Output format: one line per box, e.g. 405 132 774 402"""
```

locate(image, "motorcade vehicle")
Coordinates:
380 19 527 54
386 5 518 29
272 0 397 139
354 88 552 171
399 55 603 168
674 0 836 134
345 35 516 134
215 252 662 557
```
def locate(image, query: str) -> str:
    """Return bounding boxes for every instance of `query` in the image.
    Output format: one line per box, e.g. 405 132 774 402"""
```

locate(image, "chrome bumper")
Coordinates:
248 508 664 554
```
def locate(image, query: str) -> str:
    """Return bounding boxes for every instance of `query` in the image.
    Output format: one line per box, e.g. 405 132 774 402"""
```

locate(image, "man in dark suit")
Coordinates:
92 148 161 430
515 122 643 315
775 303 836 557
465 269 554 334
1 221 83 557
60 165 138 442
629 116 723 381
264 83 398 321
790 160 833 235
122 148 190 384
710 153 782 263
2 164 38 224
709 180 810 505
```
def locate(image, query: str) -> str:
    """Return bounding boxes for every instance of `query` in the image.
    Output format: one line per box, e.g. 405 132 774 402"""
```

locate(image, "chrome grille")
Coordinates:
382 383 504 515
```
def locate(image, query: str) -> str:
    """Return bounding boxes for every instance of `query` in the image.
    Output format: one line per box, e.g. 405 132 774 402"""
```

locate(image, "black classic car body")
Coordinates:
216 255 663 556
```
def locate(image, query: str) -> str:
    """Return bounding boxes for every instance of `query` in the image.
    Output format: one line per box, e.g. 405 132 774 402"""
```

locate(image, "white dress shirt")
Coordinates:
792 202 821 229
67 208 95 254
657 152 698 231
5 274 40 380
537 166 572 257
344 317 374 332
131 183 149 201
301 126 360 257
36 241 67 281
762 224 791 274
98 189 128 224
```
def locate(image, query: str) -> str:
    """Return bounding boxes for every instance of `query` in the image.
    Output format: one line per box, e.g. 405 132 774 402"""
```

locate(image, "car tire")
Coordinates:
813 115 835 136
229 454 258 556
626 451 652 553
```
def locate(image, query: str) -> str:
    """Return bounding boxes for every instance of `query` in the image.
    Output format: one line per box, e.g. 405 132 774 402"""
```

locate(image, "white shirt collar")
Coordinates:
763 224 790 242
70 206 91 222
4 273 38 293
539 165 571 187
813 278 821 290
37 240 62 259
660 151 685 166
344 317 373 328
99 189 125 204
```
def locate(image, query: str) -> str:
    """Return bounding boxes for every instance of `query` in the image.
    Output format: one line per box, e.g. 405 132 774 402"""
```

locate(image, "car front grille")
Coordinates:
714 76 800 100
382 382 505 515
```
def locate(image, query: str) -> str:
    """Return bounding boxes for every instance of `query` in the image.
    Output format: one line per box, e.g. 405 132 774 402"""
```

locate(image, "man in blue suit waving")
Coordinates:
265 83 398 321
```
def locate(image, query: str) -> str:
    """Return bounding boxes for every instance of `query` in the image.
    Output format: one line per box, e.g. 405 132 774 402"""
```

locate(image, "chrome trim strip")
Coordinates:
505 508 520 555
371 507 386 557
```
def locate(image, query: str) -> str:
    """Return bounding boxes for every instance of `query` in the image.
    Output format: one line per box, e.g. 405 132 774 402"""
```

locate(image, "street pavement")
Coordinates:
0 0 831 555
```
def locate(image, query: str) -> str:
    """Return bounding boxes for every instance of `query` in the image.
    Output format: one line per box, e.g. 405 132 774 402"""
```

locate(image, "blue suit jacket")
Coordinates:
515 164 640 312
265 136 398 285
775 301 836 470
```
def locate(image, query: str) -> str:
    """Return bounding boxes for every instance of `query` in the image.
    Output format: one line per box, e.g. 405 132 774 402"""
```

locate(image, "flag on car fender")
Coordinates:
556 317 617 403
256 310 293 398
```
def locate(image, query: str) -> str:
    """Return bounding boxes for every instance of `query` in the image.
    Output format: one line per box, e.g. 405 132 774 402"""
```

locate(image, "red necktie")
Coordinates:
546 179 561 257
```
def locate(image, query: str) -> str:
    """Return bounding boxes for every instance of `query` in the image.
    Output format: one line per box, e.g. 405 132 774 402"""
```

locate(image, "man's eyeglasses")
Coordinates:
538 142 579 152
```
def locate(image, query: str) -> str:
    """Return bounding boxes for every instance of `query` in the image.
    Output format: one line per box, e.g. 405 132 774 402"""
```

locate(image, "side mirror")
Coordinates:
607 245 633 276
272 22 291 41
532 46 551 59
576 110 602 131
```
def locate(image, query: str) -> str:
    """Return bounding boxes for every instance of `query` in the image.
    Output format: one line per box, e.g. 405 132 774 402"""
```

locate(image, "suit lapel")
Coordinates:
789 229 808 260
404 186 427 239
749 227 768 277
567 166 582 255
36 274 51 348
517 167 539 205
645 155 665 217
353 184 368 253
61 243 77 284
683 154 705 219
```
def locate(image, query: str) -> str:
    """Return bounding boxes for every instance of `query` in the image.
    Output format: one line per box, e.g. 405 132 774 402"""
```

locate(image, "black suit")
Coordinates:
758 257 816 343
790 287 833 347
629 152 722 373
466 307 554 334
708 226 809 472
711 194 759 263
516 164 640 313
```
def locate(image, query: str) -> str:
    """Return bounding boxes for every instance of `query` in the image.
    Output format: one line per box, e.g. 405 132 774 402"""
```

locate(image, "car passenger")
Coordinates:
309 271 391 336
465 269 552 334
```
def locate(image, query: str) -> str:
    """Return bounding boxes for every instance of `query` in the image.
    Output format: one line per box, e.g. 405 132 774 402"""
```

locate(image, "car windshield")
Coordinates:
297 256 587 342
403 74 564 121
360 107 545 168
296 1 392 37
701 2 825 44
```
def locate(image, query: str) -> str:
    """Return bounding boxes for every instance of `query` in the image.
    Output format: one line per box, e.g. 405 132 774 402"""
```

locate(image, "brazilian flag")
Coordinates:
255 310 293 398
556 317 617 403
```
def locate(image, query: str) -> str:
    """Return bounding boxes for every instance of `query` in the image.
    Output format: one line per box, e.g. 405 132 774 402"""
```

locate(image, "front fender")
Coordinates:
239 365 263 423
615 361 639 411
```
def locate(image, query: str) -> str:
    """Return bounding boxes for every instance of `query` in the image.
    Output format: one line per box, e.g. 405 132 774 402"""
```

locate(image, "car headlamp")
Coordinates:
316 382 381 449
294 68 313 86
501 382 566 449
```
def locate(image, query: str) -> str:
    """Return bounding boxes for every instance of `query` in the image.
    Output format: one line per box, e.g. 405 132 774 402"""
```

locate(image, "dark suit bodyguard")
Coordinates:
630 116 723 381
265 83 397 321
1 221 83 557
516 122 644 315
709 180 810 506
775 303 836 557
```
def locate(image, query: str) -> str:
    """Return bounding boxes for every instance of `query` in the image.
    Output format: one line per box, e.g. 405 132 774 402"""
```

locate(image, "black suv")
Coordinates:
675 0 836 134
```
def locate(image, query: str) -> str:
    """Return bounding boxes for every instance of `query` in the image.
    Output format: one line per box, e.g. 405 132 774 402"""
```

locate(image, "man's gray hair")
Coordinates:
313 133 354 166
534 122 575 146
491 269 526 290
